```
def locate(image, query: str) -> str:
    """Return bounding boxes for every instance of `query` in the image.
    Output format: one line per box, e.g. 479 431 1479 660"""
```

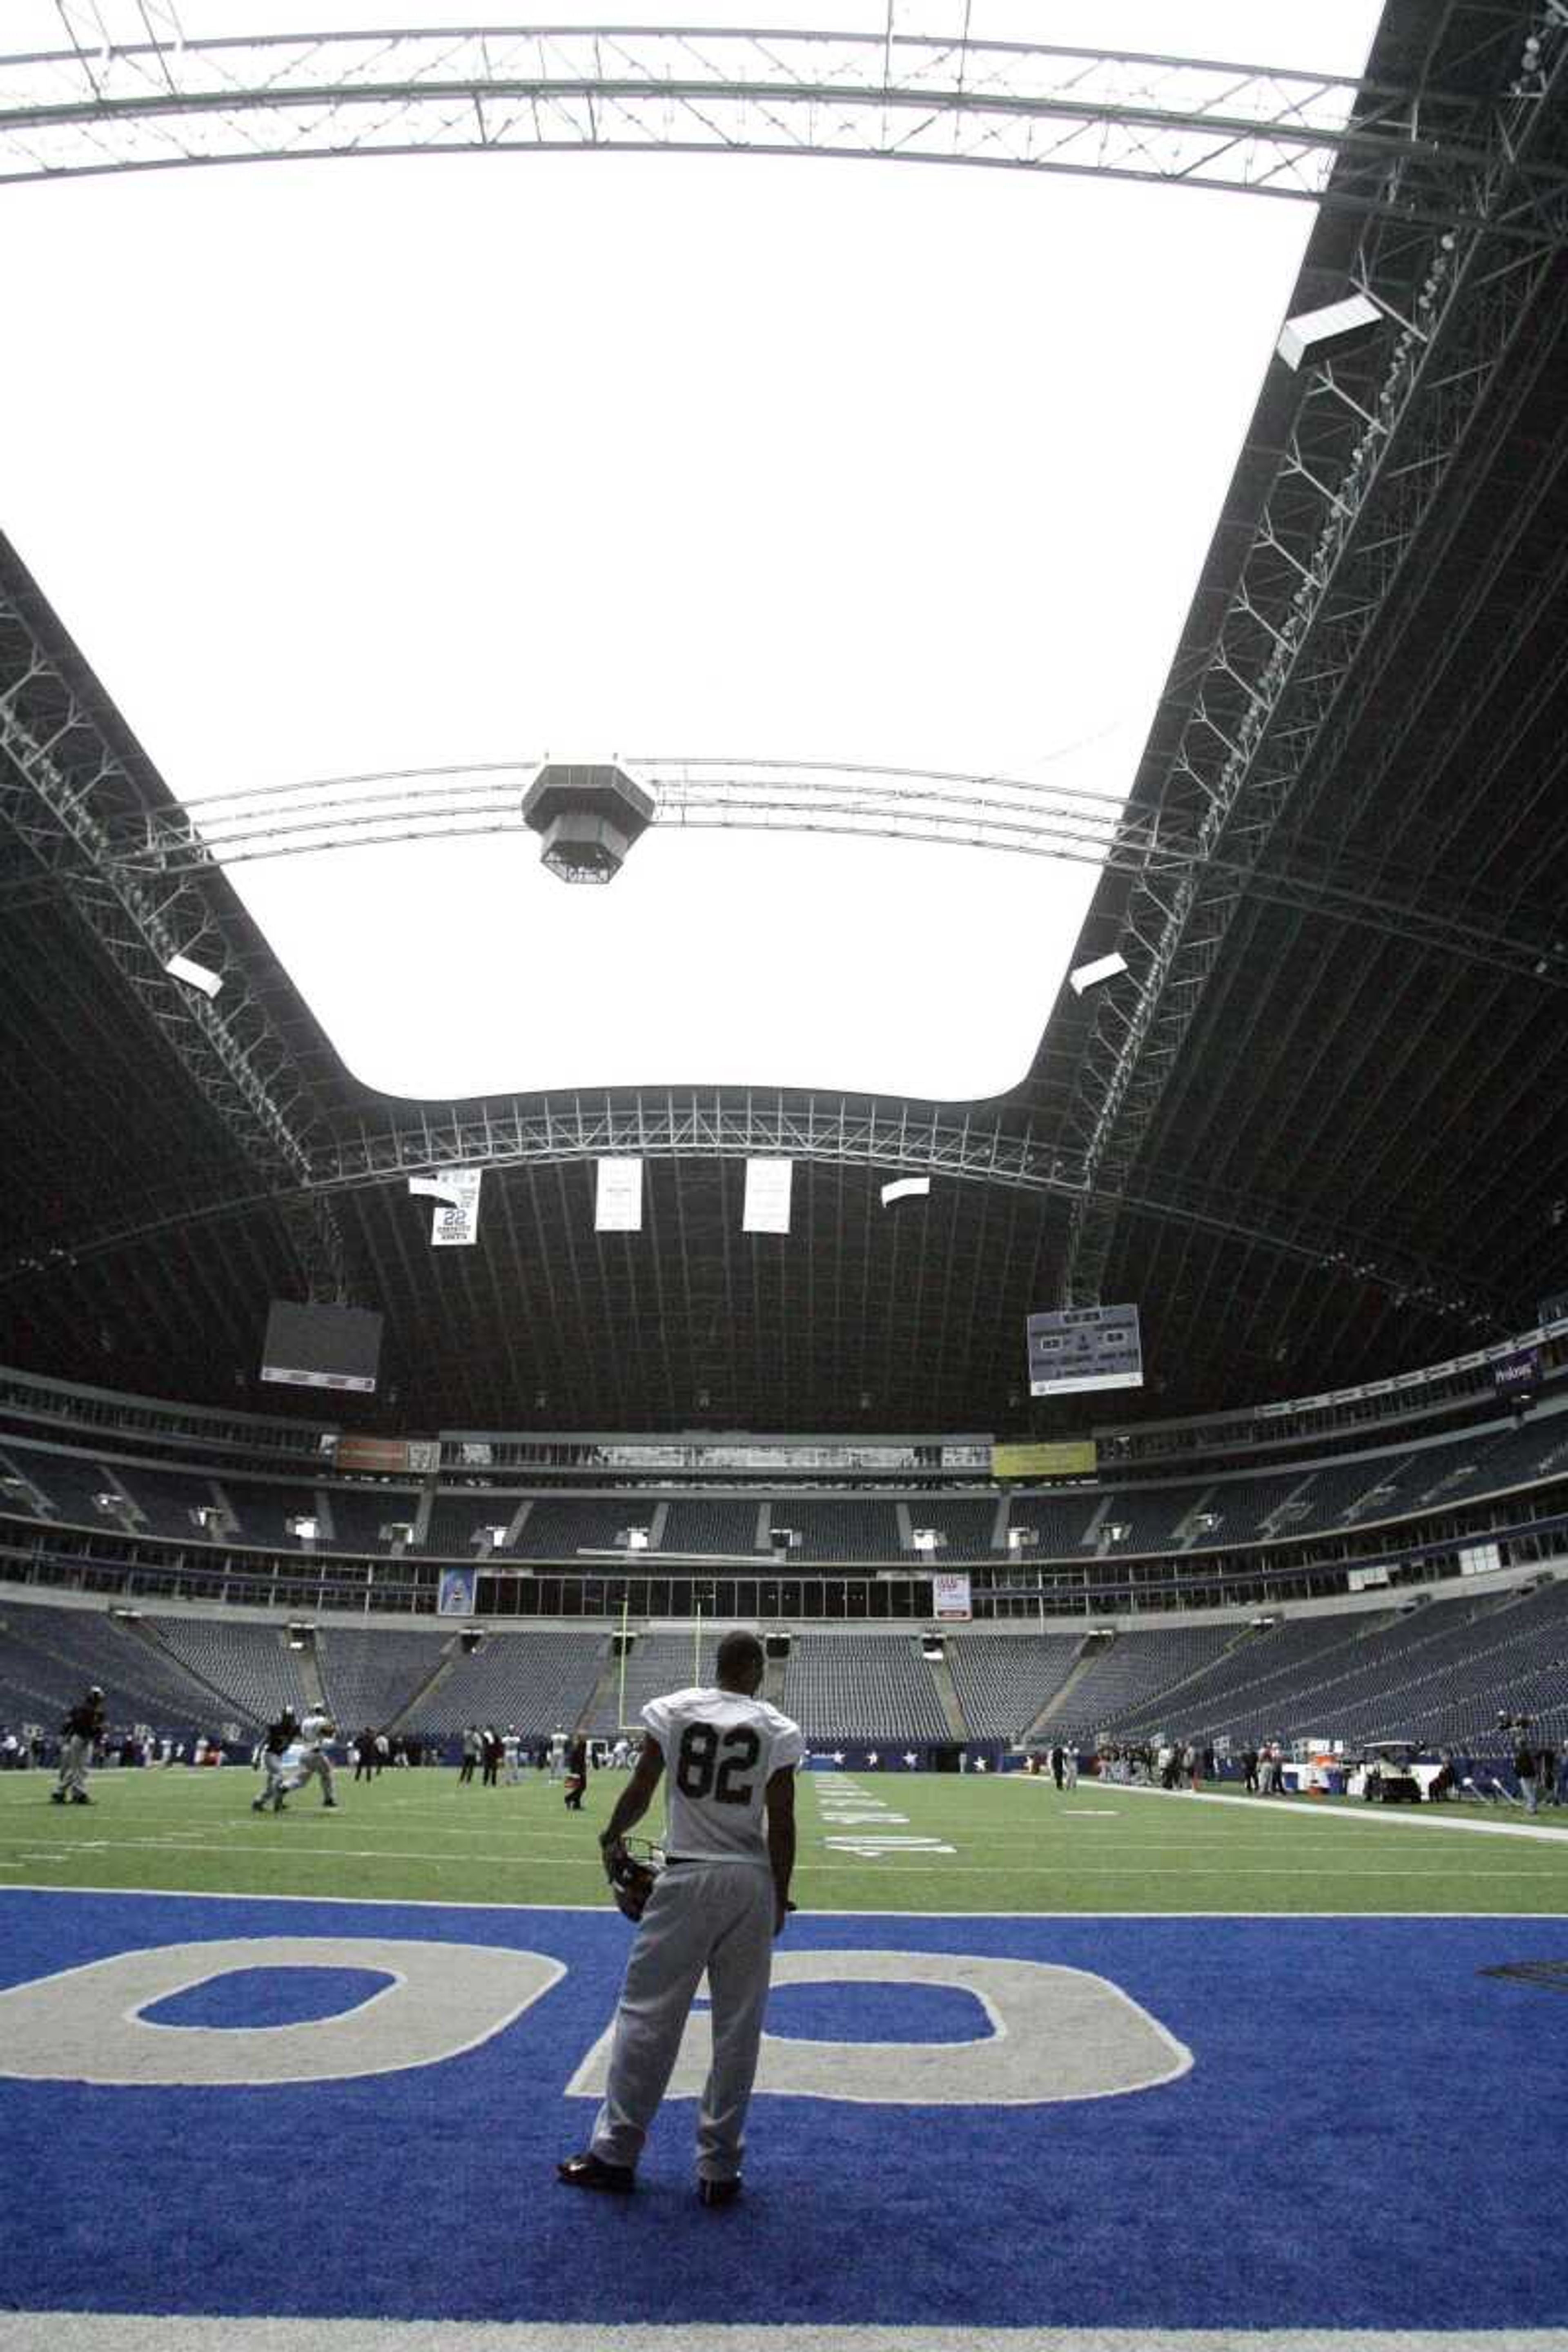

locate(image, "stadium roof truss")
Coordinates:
1 0 1566 1429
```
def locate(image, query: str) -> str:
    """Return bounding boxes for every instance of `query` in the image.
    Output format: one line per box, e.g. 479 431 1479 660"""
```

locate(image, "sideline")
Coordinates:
1065 1780 1568 1845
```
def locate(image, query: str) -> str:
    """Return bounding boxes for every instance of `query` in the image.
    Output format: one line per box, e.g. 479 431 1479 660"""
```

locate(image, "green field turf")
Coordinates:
3 1763 1567 1913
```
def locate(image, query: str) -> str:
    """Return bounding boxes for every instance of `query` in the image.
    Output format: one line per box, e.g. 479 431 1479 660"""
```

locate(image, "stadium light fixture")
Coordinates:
163 950 224 999
1275 291 1383 372
1068 951 1128 996
521 761 655 884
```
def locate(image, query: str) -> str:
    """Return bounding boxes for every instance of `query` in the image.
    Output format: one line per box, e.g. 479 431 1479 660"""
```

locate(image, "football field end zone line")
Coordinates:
1056 1782 1568 1845
3 2318 1566 2352
2 1881 1565 1920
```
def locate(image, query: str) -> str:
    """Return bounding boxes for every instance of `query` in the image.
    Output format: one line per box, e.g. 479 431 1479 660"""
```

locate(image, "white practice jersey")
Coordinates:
299 1712 333 1752
642 1686 803 1866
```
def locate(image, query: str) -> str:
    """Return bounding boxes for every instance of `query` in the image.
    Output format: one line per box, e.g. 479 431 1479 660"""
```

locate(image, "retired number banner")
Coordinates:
932 1571 972 1621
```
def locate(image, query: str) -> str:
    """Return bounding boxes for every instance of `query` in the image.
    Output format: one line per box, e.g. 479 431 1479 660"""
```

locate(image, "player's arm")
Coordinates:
599 1735 664 1855
765 1765 797 1935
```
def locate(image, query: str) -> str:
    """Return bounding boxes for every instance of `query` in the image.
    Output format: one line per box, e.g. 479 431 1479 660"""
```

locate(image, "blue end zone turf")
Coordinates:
0 1889 1564 2334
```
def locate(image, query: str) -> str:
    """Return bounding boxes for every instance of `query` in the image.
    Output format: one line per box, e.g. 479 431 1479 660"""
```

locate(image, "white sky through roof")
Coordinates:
0 1 1384 1102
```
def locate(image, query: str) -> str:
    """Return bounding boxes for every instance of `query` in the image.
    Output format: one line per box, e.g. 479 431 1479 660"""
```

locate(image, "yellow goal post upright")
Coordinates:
615 1593 632 1733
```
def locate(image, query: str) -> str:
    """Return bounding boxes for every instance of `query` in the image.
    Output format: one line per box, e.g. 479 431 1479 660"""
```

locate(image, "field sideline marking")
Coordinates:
1077 1782 1568 1844
2 1882 1565 1919
0 1835 1560 1878
1 2316 1564 2350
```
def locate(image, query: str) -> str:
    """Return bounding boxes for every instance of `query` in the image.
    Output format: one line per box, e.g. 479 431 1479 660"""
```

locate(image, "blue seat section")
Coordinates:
943 1633 1085 1737
780 1634 950 1742
0 1598 219 1733
413 1492 526 1556
317 1626 450 1730
7 1446 125 1532
658 1498 766 1555
905 1499 1000 1560
142 1616 309 1729
1047 1623 1241 1742
768 1500 902 1563
512 1498 654 1561
405 1628 605 1739
314 1486 422 1554
1087 1580 1568 1747
205 1476 318 1546
1003 1491 1101 1552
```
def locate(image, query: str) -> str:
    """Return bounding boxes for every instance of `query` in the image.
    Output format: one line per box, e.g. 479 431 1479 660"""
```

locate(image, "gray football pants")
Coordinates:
291 1750 334 1802
590 1860 775 2183
54 1734 91 1798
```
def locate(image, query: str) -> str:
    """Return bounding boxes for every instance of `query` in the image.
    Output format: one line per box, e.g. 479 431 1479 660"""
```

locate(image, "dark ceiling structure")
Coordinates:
1 0 1566 1439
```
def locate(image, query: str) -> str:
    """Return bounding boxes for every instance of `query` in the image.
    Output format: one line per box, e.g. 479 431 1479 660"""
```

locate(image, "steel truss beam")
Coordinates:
19 753 1565 991
1058 7 1568 1309
0 581 347 1300
1 1093 1502 1326
1 21 1564 243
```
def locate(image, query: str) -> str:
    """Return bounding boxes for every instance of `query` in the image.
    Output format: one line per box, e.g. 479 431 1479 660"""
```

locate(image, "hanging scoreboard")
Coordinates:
1026 1304 1143 1398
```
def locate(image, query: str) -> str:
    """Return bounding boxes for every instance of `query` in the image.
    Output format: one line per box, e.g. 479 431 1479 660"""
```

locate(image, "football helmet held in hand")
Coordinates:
603 1835 664 1922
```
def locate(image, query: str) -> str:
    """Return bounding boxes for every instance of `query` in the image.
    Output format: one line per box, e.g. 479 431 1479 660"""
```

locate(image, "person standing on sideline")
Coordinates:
252 1708 298 1813
458 1725 479 1785
1515 1734 1539 1817
289 1708 339 1809
558 1629 802 2207
354 1728 378 1784
481 1726 502 1788
564 1734 589 1812
503 1726 522 1785
1049 1743 1065 1791
549 1725 568 1782
51 1684 105 1805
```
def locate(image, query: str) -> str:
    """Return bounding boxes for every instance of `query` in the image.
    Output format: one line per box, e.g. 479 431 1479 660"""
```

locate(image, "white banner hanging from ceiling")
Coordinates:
409 1169 484 1247
596 1158 644 1232
932 1571 973 1621
743 1158 793 1234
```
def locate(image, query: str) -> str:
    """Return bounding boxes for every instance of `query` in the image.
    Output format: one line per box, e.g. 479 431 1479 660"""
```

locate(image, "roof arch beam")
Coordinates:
2 22 1564 243
0 1090 1508 1329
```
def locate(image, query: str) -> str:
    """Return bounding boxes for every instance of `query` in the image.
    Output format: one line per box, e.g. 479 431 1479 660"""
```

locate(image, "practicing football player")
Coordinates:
558 1628 801 2206
287 1707 339 1809
252 1707 298 1813
51 1684 105 1805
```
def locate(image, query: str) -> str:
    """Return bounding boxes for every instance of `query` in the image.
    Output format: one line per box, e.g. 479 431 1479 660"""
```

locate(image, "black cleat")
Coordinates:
323 1799 339 1809
251 1797 265 1813
697 2176 743 2209
557 2152 635 2195
71 1793 92 1804
49 1791 66 1804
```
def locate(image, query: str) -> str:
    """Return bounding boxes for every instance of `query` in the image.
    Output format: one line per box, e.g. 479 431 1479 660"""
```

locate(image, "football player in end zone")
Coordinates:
558 1628 802 2207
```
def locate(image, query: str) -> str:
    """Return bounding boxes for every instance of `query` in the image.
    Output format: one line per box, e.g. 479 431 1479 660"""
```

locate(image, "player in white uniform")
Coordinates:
286 1709 339 1808
558 1630 801 2206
